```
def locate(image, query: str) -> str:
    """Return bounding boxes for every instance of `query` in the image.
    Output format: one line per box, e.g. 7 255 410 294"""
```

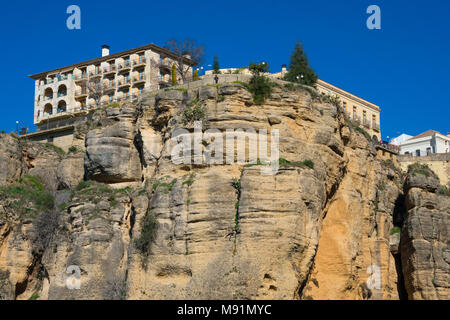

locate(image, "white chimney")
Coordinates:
281 64 287 72
102 45 110 57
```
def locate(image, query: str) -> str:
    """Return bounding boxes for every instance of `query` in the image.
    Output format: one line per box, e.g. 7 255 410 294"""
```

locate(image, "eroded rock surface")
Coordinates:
0 83 448 300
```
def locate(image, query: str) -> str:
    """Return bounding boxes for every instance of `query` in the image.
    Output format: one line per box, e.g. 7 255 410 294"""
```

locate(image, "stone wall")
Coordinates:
398 153 450 186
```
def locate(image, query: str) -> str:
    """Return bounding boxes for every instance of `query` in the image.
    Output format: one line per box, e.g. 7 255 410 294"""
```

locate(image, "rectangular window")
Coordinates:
124 74 130 84
139 70 145 80
138 86 144 95
415 149 421 156
95 65 101 74
426 147 432 155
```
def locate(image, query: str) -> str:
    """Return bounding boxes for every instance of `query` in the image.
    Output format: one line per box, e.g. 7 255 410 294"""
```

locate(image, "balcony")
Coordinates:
74 74 88 82
133 73 146 84
133 57 146 68
103 65 116 75
43 95 53 101
372 122 380 132
159 61 171 72
75 89 88 97
118 79 131 88
118 61 131 72
362 118 371 129
89 70 102 78
352 114 361 124
57 91 67 98
104 82 116 92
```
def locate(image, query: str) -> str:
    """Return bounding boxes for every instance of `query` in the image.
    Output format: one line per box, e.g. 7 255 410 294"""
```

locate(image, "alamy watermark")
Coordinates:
170 121 280 175
366 5 381 30
66 5 81 30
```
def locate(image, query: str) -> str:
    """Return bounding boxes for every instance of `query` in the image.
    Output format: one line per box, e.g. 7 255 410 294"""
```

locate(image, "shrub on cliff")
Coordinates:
134 213 158 261
248 62 272 105
0 175 54 218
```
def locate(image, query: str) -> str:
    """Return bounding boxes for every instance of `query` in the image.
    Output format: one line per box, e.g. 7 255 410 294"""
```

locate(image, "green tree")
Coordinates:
284 42 317 86
171 64 177 85
212 55 221 74
247 62 272 105
193 69 199 81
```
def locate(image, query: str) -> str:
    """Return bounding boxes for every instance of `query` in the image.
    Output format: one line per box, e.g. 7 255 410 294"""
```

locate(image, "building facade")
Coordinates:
394 130 450 156
29 43 194 131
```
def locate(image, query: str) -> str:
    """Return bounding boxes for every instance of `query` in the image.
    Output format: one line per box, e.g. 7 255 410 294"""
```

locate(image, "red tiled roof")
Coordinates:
409 130 442 140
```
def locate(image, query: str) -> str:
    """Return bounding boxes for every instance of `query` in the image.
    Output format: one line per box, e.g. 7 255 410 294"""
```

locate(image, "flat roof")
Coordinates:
29 43 196 79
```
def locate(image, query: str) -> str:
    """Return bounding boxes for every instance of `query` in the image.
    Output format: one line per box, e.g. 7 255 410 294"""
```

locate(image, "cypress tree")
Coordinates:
213 55 221 74
284 42 318 86
171 64 177 85
193 69 199 81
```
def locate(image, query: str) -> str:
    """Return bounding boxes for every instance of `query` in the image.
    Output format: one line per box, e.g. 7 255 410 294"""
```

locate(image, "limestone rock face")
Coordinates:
401 169 450 300
0 83 448 300
85 120 142 183
56 153 84 189
0 134 23 187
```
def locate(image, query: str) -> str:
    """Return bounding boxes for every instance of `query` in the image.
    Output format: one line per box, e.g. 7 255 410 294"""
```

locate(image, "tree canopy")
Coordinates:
284 42 317 86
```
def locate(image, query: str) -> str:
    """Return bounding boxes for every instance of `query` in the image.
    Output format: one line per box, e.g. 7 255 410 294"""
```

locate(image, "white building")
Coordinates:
390 134 412 146
396 130 450 156
29 43 195 131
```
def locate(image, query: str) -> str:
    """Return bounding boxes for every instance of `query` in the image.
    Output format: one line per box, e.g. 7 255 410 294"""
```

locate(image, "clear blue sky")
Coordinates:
1 0 448 140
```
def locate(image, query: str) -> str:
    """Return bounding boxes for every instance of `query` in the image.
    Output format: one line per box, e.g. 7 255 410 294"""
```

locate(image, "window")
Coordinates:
124 74 130 84
124 57 130 67
123 90 129 99
404 152 410 155
138 86 144 95
139 54 145 64
415 149 421 156
109 93 115 103
139 70 145 80
95 64 101 74
426 147 432 155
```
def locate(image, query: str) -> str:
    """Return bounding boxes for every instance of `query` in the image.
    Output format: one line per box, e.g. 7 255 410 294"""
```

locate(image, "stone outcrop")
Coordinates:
401 165 449 300
0 82 448 300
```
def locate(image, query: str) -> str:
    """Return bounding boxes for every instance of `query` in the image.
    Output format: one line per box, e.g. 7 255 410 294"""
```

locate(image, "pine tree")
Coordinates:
171 64 177 85
212 55 221 74
284 42 317 86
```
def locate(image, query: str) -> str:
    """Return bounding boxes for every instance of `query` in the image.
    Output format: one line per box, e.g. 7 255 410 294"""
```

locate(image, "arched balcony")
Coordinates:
57 100 67 113
43 103 53 116
44 88 53 101
57 85 67 98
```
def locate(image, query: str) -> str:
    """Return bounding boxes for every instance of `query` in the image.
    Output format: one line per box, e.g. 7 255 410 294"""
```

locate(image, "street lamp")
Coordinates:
16 121 19 134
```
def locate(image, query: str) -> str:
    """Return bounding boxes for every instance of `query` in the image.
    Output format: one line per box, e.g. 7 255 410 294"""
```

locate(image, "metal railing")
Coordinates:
372 122 380 131
362 118 371 128
374 140 400 154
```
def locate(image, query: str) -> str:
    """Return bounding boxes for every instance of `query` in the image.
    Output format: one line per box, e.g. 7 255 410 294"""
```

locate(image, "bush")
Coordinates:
390 227 401 235
134 214 158 257
247 62 272 105
437 186 450 197
0 175 54 217
44 143 65 156
68 146 78 153
182 100 206 125
408 163 433 177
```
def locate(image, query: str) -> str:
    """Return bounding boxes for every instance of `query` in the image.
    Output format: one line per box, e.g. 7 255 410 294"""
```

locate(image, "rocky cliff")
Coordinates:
0 82 448 300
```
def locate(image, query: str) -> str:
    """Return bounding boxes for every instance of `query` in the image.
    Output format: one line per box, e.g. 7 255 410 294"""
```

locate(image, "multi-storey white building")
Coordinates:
393 130 450 156
29 43 195 131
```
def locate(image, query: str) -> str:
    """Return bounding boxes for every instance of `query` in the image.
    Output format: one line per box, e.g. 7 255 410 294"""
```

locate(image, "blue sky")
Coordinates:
0 0 448 140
